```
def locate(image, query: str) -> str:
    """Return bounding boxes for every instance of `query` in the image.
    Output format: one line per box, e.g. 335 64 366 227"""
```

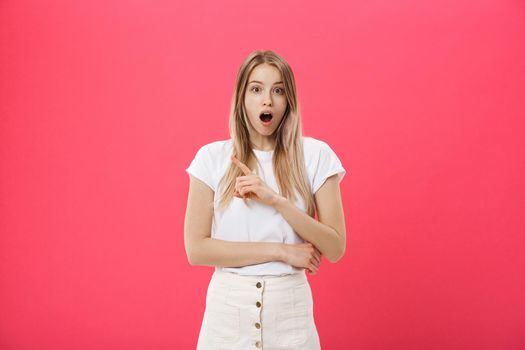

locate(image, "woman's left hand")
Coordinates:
231 155 282 207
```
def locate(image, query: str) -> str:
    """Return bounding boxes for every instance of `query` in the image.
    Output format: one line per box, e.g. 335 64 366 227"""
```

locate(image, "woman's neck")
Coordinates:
251 138 275 151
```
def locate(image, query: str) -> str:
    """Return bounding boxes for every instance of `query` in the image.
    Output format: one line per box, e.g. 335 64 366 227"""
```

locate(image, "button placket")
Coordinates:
254 280 264 348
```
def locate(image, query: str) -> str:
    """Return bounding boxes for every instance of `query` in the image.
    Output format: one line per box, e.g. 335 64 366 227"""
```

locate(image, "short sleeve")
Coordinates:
311 142 346 194
185 145 216 192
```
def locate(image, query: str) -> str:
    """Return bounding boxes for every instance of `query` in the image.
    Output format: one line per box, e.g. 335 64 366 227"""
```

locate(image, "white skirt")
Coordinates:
196 269 321 350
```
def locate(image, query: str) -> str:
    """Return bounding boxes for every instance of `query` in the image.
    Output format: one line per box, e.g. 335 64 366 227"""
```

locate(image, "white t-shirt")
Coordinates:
185 136 346 276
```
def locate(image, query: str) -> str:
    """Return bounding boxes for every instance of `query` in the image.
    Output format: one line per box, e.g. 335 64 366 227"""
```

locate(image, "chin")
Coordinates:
264 128 276 134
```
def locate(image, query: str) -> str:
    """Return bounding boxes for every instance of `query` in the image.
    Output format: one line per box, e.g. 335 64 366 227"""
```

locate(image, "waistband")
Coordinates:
211 269 307 291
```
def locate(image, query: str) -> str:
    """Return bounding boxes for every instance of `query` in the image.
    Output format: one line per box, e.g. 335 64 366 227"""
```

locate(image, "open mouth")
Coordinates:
259 113 273 122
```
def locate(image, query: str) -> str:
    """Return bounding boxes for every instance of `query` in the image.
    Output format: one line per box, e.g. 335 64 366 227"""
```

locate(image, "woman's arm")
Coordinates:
184 175 284 267
272 174 346 263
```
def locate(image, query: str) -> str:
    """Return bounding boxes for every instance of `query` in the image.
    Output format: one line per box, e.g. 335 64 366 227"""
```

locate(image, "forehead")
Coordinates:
248 63 282 84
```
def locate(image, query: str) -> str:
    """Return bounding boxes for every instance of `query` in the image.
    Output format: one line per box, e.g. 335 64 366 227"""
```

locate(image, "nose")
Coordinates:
263 90 272 106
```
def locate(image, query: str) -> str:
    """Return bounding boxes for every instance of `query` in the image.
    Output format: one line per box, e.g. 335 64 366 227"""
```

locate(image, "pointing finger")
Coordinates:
230 155 252 175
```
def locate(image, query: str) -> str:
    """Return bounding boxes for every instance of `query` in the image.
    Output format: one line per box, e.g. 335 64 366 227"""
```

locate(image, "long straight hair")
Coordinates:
217 50 317 217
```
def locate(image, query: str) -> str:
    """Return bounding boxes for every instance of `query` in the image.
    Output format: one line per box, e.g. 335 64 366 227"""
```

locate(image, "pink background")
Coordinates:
1 0 524 349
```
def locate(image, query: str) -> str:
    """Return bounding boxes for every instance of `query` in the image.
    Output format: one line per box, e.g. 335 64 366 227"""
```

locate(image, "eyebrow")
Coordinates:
248 80 284 85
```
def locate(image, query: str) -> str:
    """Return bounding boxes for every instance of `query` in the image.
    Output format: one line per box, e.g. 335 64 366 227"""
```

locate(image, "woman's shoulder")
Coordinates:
302 136 344 168
197 139 233 155
303 136 331 153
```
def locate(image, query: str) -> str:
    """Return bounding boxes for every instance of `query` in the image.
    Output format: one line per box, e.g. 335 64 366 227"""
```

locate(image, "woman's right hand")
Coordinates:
281 242 322 275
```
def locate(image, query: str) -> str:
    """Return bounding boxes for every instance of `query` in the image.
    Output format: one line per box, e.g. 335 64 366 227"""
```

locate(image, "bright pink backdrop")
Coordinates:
1 0 524 349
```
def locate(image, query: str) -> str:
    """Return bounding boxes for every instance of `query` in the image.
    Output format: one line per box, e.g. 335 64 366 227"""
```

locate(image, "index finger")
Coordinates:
230 155 252 176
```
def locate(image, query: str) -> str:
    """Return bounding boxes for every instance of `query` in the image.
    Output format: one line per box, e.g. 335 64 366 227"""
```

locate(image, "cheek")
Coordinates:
246 109 258 122
277 96 287 108
245 92 259 103
274 115 285 126
277 100 288 116
244 97 258 114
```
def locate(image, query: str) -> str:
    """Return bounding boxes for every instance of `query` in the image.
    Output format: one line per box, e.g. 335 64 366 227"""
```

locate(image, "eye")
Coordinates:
249 86 284 94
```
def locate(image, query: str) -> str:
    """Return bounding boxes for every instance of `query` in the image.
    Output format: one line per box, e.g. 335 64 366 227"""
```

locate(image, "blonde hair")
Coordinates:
217 50 317 217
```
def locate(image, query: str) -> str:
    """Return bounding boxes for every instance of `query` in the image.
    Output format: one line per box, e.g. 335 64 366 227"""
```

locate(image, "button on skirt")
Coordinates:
196 269 321 350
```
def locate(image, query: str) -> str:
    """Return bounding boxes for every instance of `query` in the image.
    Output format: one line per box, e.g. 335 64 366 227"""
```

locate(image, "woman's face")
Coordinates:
244 63 287 147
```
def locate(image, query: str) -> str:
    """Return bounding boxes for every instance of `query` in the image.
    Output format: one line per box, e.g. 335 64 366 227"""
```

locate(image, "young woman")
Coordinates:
184 50 346 350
